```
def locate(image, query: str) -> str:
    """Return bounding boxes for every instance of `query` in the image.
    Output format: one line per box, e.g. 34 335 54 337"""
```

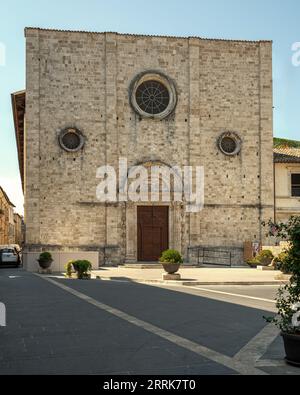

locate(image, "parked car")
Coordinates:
0 246 21 267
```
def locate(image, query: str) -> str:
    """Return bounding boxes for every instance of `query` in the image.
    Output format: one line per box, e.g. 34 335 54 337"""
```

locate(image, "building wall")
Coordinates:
0 188 14 246
14 214 24 247
275 162 300 222
24 28 274 268
0 190 9 245
8 206 15 245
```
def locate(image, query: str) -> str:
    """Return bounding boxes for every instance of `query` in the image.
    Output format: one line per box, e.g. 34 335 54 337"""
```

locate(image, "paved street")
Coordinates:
0 268 299 375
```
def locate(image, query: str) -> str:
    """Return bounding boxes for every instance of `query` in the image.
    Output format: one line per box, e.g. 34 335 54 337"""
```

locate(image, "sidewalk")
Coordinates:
91 267 289 286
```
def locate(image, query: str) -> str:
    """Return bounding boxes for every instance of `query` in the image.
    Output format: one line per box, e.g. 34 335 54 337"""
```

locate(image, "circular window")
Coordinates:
59 128 85 152
218 132 242 156
130 72 177 119
136 80 170 115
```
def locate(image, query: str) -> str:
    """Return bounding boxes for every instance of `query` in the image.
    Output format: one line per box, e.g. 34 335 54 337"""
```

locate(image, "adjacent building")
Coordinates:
274 145 300 222
0 186 16 245
13 28 274 271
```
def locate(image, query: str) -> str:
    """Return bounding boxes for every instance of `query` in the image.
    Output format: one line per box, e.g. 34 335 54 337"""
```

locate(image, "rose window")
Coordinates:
135 80 170 115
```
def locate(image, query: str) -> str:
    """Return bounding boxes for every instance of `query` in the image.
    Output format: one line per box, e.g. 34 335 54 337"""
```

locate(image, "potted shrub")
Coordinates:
247 250 274 268
265 217 300 366
72 260 92 280
37 252 53 270
159 250 183 274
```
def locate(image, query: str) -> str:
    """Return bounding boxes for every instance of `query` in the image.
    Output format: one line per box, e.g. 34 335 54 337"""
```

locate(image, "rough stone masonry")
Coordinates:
22 28 274 271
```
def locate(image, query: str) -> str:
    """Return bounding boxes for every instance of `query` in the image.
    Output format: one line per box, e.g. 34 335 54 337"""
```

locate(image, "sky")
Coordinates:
1 0 300 214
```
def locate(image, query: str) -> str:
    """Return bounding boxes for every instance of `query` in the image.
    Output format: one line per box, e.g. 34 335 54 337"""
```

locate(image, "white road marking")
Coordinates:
186 287 276 304
234 322 280 364
255 359 286 368
36 274 267 376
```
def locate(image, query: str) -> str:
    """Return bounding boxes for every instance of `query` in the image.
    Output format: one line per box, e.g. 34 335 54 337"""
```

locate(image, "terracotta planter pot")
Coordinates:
161 263 181 275
282 332 300 367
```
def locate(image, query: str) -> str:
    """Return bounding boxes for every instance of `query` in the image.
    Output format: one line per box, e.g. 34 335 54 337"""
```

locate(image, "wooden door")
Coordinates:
137 206 169 262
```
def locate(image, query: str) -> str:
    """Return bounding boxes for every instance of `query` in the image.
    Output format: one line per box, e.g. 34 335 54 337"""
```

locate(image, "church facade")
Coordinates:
14 28 275 270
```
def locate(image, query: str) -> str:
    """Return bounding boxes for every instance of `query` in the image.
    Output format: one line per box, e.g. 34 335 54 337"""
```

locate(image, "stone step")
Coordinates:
121 264 162 269
120 263 199 269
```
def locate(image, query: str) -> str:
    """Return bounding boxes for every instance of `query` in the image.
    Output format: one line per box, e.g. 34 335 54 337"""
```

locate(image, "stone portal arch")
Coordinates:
126 159 185 203
124 159 186 263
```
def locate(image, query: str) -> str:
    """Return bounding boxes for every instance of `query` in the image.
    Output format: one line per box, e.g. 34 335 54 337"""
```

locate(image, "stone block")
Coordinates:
163 273 181 281
257 265 275 271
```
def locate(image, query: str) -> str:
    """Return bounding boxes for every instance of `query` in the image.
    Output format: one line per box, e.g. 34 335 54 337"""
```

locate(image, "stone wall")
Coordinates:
24 28 274 268
23 251 99 272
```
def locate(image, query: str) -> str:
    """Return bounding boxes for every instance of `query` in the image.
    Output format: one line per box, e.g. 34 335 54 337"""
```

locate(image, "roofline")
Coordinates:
0 186 16 208
11 90 26 192
274 159 300 164
14 212 23 219
274 151 300 164
12 89 26 97
24 27 272 44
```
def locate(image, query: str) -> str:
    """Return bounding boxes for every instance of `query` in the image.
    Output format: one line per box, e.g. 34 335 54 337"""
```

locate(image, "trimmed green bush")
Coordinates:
72 260 92 279
38 252 53 263
160 250 183 264
247 249 274 267
258 250 275 266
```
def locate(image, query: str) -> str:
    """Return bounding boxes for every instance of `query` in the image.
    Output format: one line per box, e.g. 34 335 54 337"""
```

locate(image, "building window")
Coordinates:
291 174 300 197
218 132 242 156
58 128 85 152
136 80 170 115
130 71 177 119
